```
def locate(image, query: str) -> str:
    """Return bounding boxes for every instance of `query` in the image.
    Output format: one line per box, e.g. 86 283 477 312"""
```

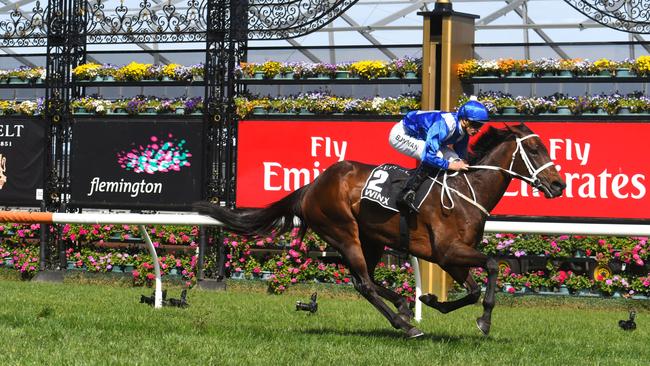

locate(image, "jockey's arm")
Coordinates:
422 123 450 170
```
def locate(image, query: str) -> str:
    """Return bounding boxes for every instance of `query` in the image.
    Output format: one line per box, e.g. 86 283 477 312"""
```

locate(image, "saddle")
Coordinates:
360 164 435 213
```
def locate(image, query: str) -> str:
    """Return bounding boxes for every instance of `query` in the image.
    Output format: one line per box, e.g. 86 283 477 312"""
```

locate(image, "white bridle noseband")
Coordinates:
470 133 556 188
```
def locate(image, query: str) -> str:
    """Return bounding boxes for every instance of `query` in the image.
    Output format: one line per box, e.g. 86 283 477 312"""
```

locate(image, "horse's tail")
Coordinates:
193 186 308 238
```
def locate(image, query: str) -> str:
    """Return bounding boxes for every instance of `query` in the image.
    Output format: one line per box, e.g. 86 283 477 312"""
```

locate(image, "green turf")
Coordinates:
0 275 648 366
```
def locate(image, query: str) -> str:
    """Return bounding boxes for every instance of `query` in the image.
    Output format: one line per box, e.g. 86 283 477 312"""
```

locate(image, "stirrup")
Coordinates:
397 190 419 214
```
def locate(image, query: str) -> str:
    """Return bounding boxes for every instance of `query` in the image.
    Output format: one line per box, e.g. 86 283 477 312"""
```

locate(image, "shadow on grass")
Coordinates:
302 327 507 344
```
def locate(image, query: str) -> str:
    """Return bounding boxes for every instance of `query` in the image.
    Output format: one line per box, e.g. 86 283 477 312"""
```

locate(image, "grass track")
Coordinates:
0 272 649 366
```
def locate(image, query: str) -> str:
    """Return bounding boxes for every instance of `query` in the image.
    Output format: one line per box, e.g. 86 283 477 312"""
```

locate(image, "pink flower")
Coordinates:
507 287 516 294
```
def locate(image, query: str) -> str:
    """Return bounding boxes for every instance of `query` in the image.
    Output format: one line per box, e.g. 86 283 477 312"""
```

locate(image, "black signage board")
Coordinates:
70 118 204 210
0 116 45 207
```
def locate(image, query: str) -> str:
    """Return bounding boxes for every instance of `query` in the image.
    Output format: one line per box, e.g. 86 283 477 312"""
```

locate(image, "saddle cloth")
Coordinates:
360 164 435 212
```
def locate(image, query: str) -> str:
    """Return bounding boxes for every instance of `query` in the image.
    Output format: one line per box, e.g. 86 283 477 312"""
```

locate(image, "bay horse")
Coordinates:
195 123 566 338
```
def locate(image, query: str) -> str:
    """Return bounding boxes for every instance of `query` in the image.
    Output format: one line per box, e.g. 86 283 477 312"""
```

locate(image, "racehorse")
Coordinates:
194 123 566 338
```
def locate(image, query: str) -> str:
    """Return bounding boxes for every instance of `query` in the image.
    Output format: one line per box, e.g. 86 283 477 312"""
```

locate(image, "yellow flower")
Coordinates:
350 60 388 79
262 61 282 78
115 62 153 81
592 58 614 73
162 64 181 79
72 63 102 79
634 55 650 76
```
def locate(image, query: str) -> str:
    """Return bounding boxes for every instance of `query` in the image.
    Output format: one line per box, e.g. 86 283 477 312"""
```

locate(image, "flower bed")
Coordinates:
239 57 422 80
67 58 422 82
235 92 421 118
0 99 44 116
2 222 648 298
0 67 46 84
0 92 418 117
69 95 203 116
459 91 650 116
457 56 650 79
72 62 203 82
8 91 650 118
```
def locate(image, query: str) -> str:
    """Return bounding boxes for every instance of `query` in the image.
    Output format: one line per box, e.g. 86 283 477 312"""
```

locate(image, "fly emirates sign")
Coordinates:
486 121 648 220
237 120 649 221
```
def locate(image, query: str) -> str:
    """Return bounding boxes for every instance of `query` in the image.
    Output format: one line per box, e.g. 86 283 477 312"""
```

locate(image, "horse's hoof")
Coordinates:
406 327 424 339
419 293 438 306
476 317 491 336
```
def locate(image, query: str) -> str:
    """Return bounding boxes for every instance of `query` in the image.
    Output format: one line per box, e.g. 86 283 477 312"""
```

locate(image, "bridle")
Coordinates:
430 133 556 217
469 133 555 190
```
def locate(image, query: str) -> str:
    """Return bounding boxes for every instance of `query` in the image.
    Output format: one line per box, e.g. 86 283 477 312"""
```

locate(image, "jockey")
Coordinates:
388 97 490 213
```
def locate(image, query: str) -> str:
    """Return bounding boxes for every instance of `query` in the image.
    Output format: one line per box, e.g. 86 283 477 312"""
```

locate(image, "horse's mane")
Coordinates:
467 126 515 165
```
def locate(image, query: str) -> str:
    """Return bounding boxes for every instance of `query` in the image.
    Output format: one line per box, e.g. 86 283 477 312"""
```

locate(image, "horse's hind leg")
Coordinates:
419 265 481 314
373 281 414 322
361 240 414 321
323 233 423 338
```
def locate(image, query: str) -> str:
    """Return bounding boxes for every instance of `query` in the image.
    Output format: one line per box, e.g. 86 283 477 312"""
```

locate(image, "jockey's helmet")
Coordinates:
457 98 489 124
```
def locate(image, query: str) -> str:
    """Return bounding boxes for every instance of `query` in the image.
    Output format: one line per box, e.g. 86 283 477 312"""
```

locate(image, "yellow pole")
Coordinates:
418 1 478 301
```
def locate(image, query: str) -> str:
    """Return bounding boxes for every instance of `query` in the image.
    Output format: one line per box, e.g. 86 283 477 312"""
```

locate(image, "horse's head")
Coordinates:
503 123 566 198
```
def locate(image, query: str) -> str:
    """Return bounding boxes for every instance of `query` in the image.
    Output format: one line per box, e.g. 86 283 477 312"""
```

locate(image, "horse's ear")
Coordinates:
517 122 533 134
503 123 516 133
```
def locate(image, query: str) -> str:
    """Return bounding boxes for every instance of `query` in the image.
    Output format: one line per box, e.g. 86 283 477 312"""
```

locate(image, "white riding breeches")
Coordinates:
388 121 459 163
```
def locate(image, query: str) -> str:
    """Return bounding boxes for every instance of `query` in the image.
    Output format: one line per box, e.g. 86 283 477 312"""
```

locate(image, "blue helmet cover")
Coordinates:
457 100 489 122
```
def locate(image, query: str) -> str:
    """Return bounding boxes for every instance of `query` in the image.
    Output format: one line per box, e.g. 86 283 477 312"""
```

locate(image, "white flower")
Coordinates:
371 97 385 110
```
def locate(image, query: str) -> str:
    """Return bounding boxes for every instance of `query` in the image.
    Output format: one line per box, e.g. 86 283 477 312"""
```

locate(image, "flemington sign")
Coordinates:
69 118 204 210
237 119 649 222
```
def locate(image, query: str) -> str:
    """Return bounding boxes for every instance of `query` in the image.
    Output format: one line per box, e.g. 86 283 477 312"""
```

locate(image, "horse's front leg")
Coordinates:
419 243 496 335
476 256 497 336
419 265 480 314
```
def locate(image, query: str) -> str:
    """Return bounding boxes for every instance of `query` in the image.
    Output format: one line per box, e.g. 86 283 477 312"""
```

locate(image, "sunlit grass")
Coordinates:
0 274 648 366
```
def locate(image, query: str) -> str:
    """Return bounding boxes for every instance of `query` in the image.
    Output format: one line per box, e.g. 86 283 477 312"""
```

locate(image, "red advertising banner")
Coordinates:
236 120 415 208
237 120 650 221
486 121 648 220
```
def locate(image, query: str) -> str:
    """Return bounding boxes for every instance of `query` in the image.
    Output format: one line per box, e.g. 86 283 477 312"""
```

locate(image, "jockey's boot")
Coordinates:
397 164 432 214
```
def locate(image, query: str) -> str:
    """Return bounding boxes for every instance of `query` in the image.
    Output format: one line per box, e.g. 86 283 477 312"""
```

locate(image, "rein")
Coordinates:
430 133 555 216
432 170 490 216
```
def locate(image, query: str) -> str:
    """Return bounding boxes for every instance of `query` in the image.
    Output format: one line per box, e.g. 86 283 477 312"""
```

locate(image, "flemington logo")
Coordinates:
86 134 192 197
117 134 192 174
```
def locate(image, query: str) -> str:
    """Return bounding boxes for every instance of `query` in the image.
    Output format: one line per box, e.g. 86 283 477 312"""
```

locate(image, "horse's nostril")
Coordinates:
551 180 566 191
